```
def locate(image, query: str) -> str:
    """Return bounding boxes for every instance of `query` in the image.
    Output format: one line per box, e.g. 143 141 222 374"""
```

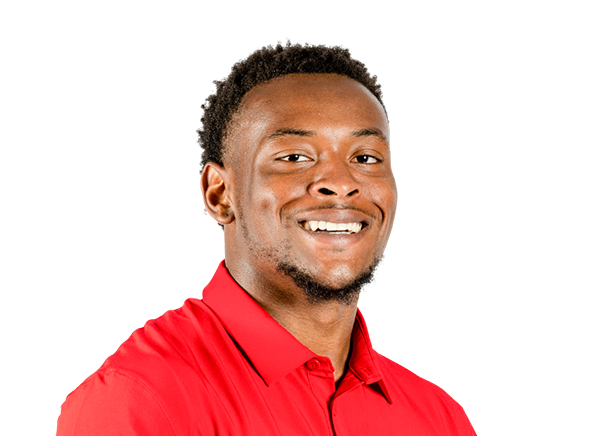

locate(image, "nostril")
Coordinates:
318 188 336 195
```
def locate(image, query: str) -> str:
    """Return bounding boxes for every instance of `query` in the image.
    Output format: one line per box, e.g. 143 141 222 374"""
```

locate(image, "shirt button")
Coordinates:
306 358 320 370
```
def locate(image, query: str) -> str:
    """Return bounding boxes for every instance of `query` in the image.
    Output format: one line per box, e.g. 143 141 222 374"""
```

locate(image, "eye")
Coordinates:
354 155 379 164
280 154 311 162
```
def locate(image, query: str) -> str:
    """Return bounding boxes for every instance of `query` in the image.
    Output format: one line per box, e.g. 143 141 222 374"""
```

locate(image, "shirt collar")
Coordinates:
202 261 314 385
202 261 392 402
347 309 393 403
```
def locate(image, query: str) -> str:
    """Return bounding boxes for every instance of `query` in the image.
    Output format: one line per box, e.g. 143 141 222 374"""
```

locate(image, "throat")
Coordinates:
262 298 357 385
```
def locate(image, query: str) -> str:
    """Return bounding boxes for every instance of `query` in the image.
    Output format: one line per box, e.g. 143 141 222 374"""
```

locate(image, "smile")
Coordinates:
301 220 364 234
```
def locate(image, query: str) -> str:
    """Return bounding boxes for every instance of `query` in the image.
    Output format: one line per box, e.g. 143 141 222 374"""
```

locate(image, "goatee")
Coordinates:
276 256 382 305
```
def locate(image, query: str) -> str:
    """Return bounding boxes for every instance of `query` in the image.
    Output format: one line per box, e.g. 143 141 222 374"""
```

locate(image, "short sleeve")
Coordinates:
57 370 177 436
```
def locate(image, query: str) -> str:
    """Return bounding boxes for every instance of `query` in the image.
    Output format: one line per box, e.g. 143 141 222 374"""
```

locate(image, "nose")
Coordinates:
308 156 360 198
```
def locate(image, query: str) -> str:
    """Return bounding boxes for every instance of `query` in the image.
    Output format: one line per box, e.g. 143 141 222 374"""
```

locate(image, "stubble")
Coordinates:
238 204 382 305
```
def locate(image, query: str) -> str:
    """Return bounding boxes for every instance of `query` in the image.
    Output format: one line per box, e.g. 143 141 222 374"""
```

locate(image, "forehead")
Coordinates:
223 74 389 162
242 74 386 128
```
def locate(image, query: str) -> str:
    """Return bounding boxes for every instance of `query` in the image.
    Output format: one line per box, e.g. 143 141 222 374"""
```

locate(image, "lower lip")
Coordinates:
297 224 368 246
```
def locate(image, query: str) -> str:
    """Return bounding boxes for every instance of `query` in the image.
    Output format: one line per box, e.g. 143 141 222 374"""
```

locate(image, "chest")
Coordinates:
159 362 440 436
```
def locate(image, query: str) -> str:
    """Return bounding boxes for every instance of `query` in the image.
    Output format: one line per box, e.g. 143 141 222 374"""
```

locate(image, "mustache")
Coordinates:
294 203 379 221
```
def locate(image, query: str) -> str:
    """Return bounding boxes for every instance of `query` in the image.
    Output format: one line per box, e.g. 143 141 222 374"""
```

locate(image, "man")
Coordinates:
57 43 476 435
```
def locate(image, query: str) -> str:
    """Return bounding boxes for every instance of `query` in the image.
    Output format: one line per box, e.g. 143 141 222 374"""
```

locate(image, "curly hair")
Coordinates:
197 43 385 167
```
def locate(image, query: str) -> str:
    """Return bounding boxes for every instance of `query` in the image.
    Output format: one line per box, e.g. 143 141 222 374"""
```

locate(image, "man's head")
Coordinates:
199 44 396 305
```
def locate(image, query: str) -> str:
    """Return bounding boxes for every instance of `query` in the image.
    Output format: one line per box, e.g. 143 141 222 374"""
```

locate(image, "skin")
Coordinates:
201 73 397 383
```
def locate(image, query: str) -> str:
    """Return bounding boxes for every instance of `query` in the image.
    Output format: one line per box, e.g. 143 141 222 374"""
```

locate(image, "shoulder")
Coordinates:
57 298 222 435
102 298 215 375
375 353 476 435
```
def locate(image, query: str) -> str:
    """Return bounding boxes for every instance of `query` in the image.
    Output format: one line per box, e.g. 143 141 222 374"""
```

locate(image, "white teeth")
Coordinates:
302 221 363 234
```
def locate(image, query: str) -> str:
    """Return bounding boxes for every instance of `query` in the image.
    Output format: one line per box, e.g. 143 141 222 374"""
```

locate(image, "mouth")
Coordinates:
300 220 365 234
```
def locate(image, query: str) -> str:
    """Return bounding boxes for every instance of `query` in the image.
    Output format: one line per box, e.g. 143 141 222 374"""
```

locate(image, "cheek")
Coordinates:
247 185 288 230
254 174 307 215
386 178 398 214
383 171 397 196
368 177 397 209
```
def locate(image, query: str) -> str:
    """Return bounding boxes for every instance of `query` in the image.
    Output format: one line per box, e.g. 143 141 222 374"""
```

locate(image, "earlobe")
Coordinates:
201 163 235 225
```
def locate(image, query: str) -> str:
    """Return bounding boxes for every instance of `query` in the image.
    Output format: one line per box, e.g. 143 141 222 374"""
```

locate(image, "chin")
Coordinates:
276 256 382 305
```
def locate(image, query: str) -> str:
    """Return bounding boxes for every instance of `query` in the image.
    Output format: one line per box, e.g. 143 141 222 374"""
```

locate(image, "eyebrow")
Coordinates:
268 128 315 139
352 128 388 143
267 127 389 144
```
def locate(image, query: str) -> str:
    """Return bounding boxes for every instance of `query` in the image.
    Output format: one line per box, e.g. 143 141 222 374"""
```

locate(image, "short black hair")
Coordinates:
197 42 385 167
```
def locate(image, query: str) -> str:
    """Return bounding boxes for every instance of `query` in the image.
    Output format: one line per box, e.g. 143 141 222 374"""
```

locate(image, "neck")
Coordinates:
225 258 358 383
253 290 358 384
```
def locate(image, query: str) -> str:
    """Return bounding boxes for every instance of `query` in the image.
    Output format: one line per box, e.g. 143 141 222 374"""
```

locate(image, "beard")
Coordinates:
275 255 382 305
236 204 383 305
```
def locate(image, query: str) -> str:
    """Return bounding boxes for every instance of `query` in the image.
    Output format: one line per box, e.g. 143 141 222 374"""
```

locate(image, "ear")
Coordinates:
201 162 235 225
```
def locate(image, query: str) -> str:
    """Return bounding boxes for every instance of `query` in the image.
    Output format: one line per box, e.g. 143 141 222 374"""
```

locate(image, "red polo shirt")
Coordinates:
57 262 476 435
